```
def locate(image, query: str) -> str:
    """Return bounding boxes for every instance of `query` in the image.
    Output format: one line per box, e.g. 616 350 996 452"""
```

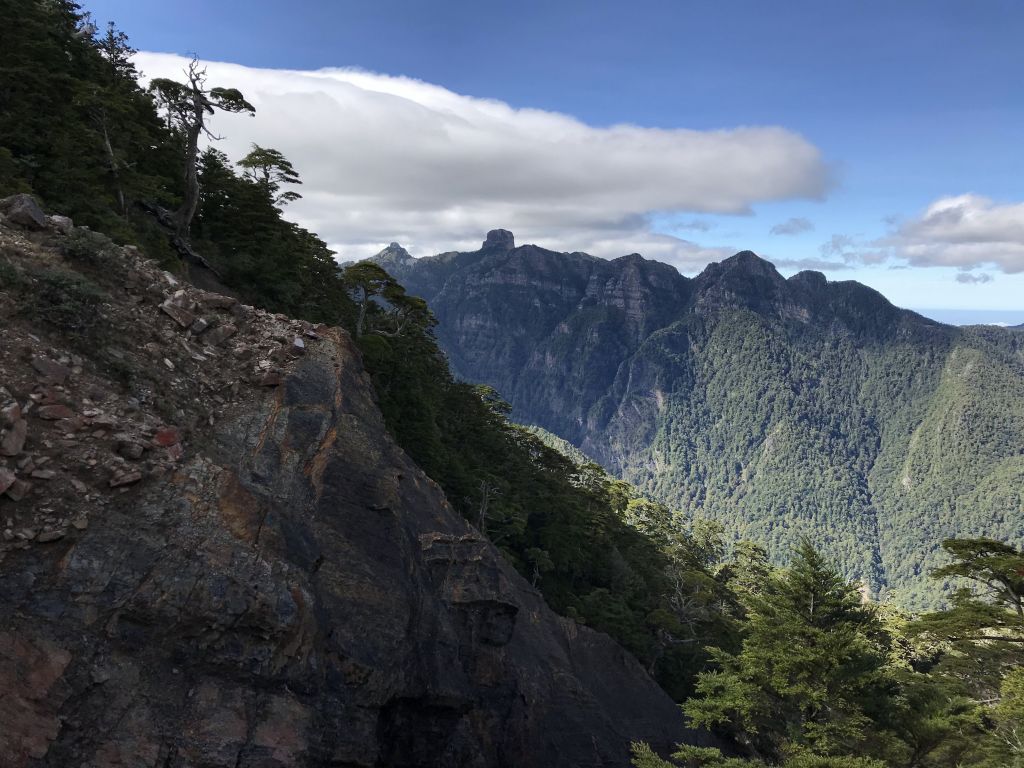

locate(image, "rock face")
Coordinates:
372 233 1024 606
0 212 707 765
481 229 515 252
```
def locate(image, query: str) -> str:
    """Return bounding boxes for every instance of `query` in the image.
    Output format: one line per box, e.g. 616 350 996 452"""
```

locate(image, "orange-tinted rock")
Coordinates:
152 427 180 447
37 405 74 421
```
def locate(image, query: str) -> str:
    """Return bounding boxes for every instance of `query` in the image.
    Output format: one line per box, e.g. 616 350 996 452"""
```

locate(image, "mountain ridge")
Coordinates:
371 231 1024 607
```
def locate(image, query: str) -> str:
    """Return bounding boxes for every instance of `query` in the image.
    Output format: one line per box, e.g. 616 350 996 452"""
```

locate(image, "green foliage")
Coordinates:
0 1 177 234
685 541 892 761
909 539 1024 696
13 263 109 341
237 144 303 204
634 539 1024 768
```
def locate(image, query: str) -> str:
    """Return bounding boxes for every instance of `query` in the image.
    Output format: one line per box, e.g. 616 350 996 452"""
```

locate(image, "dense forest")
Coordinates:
2 2 1022 765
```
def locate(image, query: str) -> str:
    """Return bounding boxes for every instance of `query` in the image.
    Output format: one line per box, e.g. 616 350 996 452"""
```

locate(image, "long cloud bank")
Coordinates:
135 52 829 268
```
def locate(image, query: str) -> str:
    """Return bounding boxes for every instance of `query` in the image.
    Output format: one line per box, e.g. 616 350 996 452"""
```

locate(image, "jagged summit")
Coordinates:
373 241 414 263
709 250 782 277
788 269 828 287
613 252 648 264
482 229 515 252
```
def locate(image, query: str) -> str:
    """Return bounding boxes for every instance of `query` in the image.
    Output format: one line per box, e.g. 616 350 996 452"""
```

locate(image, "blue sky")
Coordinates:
86 0 1024 322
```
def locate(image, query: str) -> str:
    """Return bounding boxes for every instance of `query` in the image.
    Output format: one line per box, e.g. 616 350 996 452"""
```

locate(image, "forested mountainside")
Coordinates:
374 233 1024 608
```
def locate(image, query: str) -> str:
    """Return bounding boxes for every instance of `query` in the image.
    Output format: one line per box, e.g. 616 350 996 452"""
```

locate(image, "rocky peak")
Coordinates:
788 269 828 288
692 251 806 319
481 229 515 252
716 250 782 277
372 241 414 268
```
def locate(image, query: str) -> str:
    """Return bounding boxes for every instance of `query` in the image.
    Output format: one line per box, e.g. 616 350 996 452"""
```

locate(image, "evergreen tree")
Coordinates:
685 541 892 762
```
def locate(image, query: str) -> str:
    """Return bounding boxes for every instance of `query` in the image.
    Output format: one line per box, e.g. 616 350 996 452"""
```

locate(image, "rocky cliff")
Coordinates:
373 232 1024 607
0 200 708 766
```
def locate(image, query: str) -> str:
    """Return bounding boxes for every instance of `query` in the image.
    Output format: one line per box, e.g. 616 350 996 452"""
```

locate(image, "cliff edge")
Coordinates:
0 198 705 766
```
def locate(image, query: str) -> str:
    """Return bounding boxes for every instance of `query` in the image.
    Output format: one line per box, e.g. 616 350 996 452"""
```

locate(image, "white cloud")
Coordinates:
890 195 1024 273
134 52 830 268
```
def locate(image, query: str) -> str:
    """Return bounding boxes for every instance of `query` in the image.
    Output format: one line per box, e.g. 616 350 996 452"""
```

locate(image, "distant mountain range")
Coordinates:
373 231 1024 607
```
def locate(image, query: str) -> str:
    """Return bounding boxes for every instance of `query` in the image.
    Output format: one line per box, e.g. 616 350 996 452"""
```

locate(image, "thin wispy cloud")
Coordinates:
134 52 831 269
955 272 993 284
770 217 814 235
773 257 852 271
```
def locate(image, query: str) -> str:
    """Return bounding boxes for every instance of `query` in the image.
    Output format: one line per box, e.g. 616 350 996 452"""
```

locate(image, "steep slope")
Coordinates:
0 206 709 766
376 233 1024 607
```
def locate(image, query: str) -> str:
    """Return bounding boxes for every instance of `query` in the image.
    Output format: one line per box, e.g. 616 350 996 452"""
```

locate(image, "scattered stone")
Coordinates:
36 529 65 543
163 358 175 371
258 371 283 387
202 323 237 346
31 357 71 385
116 441 145 460
1 399 21 426
56 417 84 434
1 418 27 456
69 478 88 493
71 516 88 530
291 336 306 356
48 214 74 234
91 414 118 429
0 193 47 230
2 529 13 541
159 301 196 328
197 291 237 310
5 478 32 501
108 471 142 488
189 317 211 335
0 467 15 494
30 469 55 480
38 404 75 420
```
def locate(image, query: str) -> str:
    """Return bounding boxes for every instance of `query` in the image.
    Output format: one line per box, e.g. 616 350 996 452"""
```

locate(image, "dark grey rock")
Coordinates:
0 328 709 767
0 194 47 230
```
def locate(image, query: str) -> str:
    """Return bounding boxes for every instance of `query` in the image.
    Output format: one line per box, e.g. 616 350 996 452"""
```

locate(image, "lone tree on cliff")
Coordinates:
148 57 254 237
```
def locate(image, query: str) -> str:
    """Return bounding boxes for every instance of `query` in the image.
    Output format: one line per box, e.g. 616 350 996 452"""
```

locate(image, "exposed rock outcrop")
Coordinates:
482 229 515 252
0 209 706 766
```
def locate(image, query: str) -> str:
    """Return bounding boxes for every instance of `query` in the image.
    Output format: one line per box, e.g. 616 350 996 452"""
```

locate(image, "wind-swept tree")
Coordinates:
342 262 434 338
149 58 254 236
237 144 302 205
910 538 1024 695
